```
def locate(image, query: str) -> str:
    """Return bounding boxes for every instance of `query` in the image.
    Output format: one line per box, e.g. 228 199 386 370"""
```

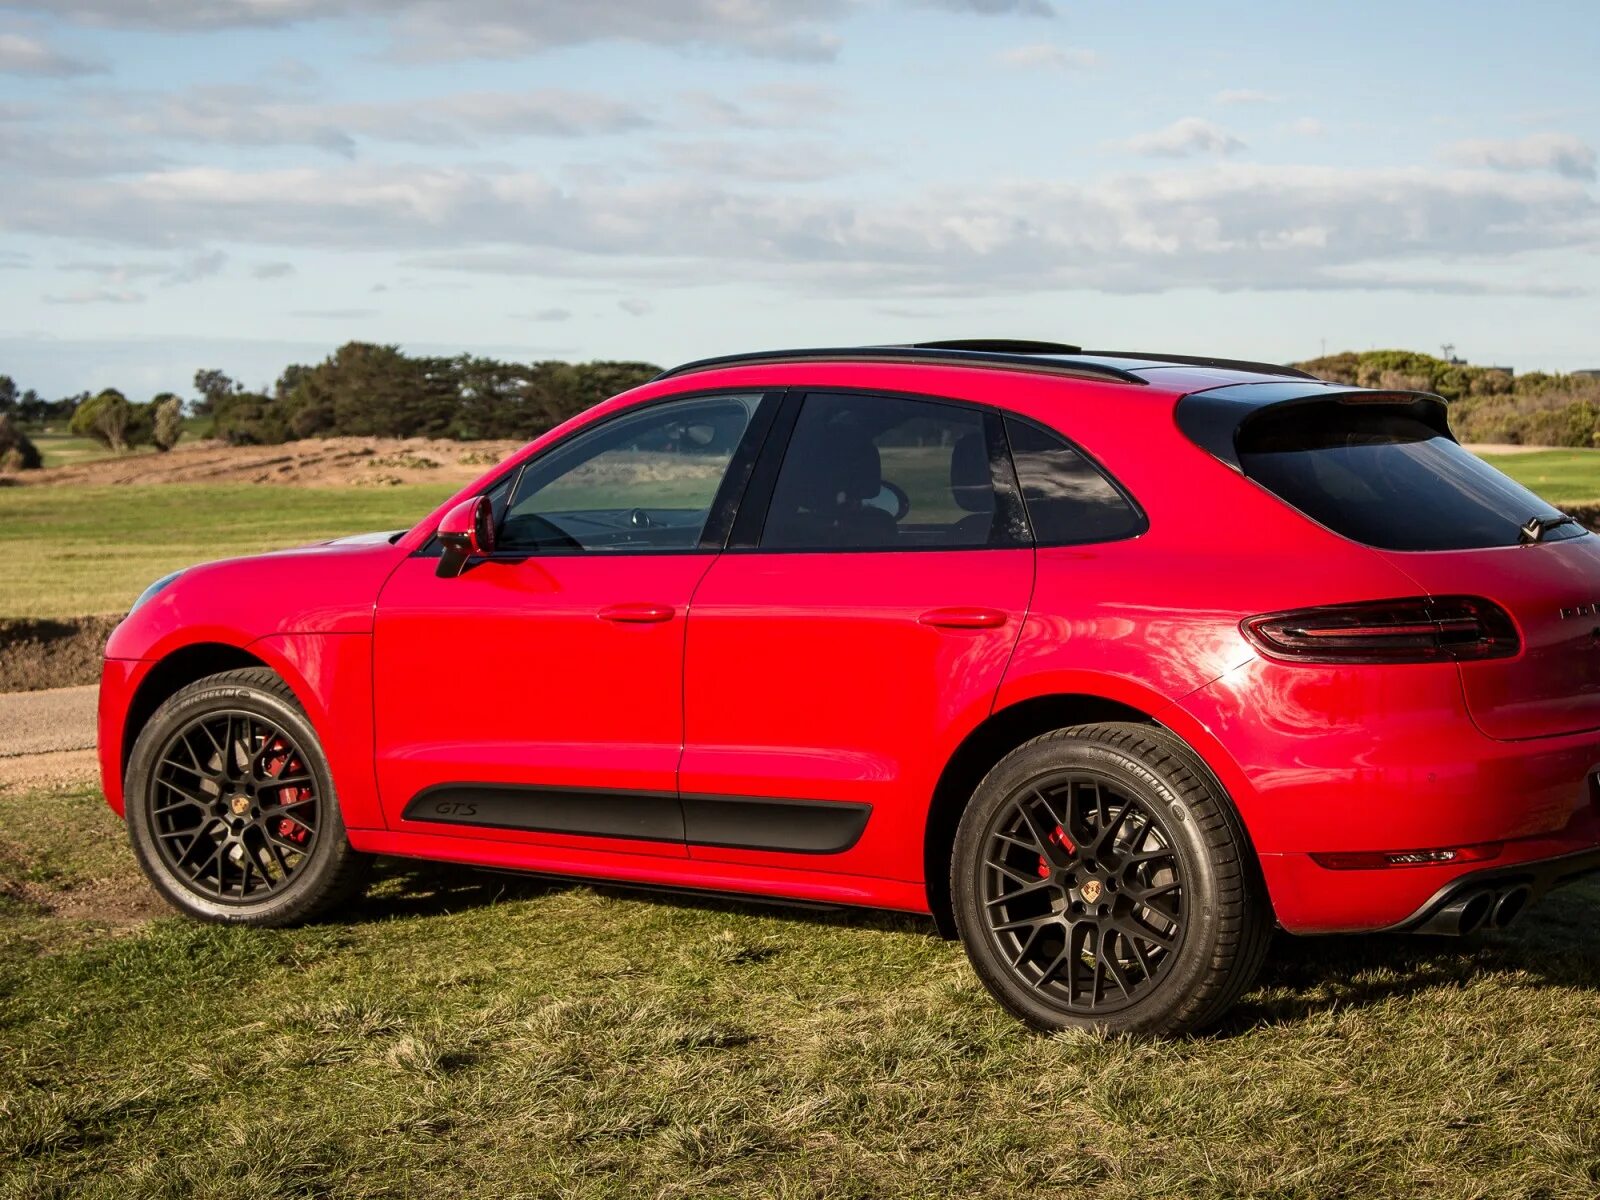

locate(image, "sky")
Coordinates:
0 0 1597 399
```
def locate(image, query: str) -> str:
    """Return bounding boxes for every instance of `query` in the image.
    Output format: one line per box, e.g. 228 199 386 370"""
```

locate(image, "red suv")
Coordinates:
100 341 1600 1035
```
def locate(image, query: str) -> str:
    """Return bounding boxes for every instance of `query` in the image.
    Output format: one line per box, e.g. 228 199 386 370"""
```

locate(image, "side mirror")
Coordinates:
435 495 496 578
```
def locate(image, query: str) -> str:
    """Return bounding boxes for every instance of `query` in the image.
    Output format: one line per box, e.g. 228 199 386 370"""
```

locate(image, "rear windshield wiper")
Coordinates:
1520 514 1579 544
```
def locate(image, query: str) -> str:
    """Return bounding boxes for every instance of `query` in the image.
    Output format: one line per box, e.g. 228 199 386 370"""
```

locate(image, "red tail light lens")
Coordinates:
1242 596 1519 665
1311 842 1504 871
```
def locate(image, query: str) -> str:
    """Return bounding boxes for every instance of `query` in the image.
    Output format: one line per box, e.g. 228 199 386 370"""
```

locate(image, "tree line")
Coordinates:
3 345 1597 474
0 344 662 466
1293 350 1600 447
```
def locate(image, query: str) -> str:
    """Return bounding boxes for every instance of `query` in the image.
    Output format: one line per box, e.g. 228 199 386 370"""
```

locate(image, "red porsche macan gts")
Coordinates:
100 340 1600 1035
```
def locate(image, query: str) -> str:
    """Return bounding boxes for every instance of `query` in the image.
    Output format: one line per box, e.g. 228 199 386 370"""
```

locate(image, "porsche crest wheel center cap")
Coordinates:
230 795 251 816
1080 879 1103 905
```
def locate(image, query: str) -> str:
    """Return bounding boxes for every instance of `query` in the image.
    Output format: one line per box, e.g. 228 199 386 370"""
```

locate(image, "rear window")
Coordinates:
1238 403 1584 551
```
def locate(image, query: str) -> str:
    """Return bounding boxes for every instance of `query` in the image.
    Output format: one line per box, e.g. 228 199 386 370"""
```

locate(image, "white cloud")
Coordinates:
527 307 572 322
993 42 1098 70
1285 117 1325 138
6 160 1593 299
44 287 145 305
252 261 296 279
99 85 652 156
0 32 103 76
1441 132 1597 182
1114 117 1245 158
19 0 851 61
1214 89 1277 106
618 297 653 316
655 139 874 183
919 0 1053 11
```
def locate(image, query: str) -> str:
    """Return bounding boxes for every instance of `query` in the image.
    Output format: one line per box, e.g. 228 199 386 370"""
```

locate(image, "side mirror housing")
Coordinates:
435 495 496 578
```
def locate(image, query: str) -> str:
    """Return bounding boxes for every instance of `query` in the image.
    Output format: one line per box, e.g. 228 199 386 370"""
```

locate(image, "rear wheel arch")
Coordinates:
922 694 1266 938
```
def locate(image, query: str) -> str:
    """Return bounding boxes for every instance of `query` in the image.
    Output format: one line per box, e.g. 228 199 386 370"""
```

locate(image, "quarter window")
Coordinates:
760 393 1010 551
500 394 762 552
1005 418 1145 545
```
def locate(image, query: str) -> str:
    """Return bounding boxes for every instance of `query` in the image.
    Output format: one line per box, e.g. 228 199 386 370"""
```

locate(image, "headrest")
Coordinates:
950 432 992 513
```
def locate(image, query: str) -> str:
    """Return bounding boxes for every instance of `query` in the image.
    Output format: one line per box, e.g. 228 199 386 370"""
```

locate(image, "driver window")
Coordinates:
500 394 762 553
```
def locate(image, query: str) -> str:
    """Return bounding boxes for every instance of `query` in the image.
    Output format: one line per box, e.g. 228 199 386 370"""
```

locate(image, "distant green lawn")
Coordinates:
1487 448 1600 505
25 432 147 471
2 786 1598 1198
0 447 1593 620
0 484 453 618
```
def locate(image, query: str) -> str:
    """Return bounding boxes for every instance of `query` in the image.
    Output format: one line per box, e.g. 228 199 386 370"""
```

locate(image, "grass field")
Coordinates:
25 433 143 471
0 484 454 618
0 446 1593 620
2 787 1598 1199
1488 448 1600 505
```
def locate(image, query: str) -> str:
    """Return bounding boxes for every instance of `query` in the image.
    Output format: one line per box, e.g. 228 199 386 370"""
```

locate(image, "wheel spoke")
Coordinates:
981 769 1186 1016
147 709 319 905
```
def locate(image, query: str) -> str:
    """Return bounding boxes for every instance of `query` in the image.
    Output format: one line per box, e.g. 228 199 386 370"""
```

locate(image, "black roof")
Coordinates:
655 340 1319 385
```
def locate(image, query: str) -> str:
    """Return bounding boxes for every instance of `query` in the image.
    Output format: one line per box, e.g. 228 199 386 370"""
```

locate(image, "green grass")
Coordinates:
1 785 1599 1197
0 485 454 619
24 433 147 471
1488 448 1600 505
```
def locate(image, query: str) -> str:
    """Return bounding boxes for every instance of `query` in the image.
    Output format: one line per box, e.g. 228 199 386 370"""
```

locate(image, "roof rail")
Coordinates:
653 345 1147 385
910 338 1082 355
1083 349 1319 381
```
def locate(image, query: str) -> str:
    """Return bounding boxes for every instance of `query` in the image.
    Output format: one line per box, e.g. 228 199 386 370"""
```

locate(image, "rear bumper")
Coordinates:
1259 806 1600 933
1388 844 1600 935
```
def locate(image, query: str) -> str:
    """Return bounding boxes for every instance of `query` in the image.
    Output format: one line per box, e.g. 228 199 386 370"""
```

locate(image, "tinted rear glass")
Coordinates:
1005 419 1145 545
1238 403 1584 551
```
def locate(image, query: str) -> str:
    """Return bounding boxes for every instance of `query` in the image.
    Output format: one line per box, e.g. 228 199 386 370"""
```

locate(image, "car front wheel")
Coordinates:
951 722 1270 1036
124 667 369 926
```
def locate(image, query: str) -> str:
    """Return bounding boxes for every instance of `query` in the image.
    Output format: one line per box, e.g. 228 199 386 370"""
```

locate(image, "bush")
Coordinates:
151 394 184 452
0 413 41 470
68 389 148 451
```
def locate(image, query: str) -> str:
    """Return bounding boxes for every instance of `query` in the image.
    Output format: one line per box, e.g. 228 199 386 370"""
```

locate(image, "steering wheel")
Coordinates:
500 512 584 552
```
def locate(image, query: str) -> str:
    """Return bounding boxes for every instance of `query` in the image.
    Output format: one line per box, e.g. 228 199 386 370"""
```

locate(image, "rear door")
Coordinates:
678 389 1034 881
1235 399 1600 740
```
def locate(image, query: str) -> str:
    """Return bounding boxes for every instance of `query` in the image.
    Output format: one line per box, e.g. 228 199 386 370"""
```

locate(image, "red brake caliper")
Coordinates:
1037 825 1075 877
264 736 310 846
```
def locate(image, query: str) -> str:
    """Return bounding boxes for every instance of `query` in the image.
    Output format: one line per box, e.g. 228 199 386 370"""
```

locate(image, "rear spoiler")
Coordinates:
1175 381 1450 472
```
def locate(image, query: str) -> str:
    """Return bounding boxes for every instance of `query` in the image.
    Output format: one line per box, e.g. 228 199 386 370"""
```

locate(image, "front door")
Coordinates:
679 390 1035 881
373 391 771 856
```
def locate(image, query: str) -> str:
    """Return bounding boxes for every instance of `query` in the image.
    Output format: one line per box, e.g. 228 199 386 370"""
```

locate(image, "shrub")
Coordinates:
0 413 41 470
68 389 147 451
151 394 184 452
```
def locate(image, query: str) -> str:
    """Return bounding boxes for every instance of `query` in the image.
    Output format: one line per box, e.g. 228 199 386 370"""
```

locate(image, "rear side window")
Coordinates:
761 392 1014 551
1004 418 1145 545
1238 403 1583 551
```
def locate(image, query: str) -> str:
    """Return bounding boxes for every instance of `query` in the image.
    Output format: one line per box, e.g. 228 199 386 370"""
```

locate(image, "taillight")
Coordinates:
1242 596 1519 665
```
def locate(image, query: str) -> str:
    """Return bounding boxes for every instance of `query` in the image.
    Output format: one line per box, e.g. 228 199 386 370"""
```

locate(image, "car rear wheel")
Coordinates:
952 722 1270 1036
125 667 369 926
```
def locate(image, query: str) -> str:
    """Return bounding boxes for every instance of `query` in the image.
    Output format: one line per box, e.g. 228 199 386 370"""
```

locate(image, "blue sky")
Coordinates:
1 0 1596 398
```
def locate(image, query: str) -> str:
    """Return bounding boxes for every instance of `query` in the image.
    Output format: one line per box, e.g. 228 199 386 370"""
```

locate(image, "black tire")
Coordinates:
951 722 1270 1037
124 667 370 926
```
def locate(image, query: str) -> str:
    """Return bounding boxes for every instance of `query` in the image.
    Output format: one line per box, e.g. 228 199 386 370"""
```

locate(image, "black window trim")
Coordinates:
1001 412 1150 548
416 386 784 561
729 385 1034 557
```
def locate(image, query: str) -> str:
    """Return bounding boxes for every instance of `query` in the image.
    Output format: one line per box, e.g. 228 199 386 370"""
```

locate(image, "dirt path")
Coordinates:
0 685 99 791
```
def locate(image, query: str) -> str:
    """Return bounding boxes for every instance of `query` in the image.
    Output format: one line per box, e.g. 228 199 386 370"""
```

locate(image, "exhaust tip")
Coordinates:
1457 891 1494 936
1490 886 1532 929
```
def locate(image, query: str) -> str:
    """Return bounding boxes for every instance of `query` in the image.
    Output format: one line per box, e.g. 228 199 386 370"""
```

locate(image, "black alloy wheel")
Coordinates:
980 770 1184 1014
952 723 1271 1036
125 667 369 926
146 710 321 902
